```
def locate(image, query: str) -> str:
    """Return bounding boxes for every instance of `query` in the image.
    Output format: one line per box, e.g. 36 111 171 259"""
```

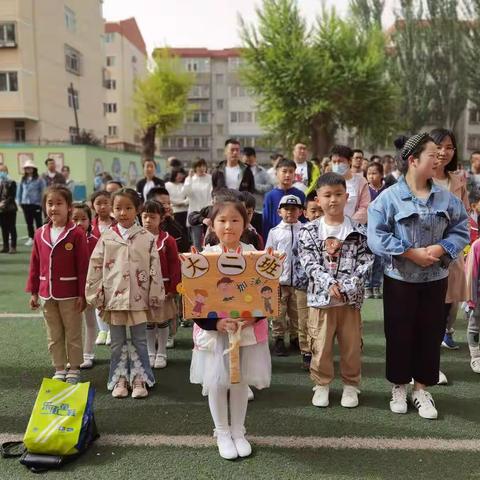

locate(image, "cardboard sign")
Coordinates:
178 247 285 320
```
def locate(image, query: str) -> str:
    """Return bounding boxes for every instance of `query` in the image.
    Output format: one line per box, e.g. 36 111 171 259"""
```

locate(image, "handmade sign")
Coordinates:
178 247 285 320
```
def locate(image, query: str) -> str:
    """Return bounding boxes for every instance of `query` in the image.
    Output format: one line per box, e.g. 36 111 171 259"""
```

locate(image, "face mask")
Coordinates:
0 172 7 181
332 162 349 175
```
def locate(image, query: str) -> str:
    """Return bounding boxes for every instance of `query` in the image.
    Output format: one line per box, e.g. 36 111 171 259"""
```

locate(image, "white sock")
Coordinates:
95 309 109 332
156 324 169 357
208 385 230 434
83 307 97 358
229 383 248 438
146 325 157 356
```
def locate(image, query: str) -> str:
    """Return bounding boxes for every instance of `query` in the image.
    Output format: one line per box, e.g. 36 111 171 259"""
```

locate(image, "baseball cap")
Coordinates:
278 194 303 208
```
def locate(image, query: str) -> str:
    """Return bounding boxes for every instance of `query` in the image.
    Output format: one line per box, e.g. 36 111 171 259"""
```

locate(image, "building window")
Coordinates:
0 72 18 92
105 79 116 90
105 32 115 43
104 103 117 113
161 137 169 148
228 57 242 71
0 23 16 47
217 124 224 135
230 86 247 97
108 126 118 137
190 85 210 98
65 45 82 75
69 126 79 143
14 121 25 142
468 134 480 151
469 108 480 125
186 111 209 124
230 111 254 123
64 6 76 32
216 99 224 110
67 88 79 110
106 56 116 67
132 56 137 64
177 137 184 148
184 58 210 73
215 73 224 84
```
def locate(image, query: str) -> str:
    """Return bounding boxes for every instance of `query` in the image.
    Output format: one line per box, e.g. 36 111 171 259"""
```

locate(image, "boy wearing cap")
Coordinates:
263 159 306 240
266 195 308 362
298 173 374 408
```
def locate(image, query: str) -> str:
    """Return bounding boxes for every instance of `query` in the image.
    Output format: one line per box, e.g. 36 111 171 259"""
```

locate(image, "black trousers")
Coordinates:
21 204 43 239
383 275 448 386
0 210 17 249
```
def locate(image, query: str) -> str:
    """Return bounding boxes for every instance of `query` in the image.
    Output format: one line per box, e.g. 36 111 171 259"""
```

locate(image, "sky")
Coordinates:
102 0 397 55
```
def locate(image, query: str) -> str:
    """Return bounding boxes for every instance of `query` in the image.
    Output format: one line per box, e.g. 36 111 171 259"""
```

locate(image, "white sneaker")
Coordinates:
80 358 93 369
341 385 360 408
232 436 252 458
166 336 174 349
105 331 111 346
24 238 33 247
148 354 155 368
214 430 238 460
437 370 448 385
247 386 254 401
154 354 167 369
470 357 480 374
411 389 438 419
312 385 329 407
95 331 107 345
390 384 408 414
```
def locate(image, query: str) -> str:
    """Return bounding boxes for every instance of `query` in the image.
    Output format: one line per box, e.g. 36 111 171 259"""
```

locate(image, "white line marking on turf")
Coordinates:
0 313 42 318
1 434 480 451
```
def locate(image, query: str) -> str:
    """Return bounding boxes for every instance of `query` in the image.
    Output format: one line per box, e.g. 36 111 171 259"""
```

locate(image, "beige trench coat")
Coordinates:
86 225 165 312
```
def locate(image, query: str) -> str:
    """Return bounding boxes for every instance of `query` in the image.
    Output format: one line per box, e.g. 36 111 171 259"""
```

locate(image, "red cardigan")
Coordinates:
26 222 89 300
156 231 181 295
91 217 116 239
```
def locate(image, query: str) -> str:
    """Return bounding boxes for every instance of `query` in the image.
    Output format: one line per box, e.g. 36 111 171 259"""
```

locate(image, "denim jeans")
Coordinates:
107 323 155 390
367 255 383 288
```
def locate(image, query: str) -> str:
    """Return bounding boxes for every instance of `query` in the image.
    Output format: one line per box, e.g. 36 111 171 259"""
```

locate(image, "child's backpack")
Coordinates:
1 378 99 473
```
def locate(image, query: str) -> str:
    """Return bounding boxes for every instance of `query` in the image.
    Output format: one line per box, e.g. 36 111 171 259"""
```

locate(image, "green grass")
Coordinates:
1 243 480 479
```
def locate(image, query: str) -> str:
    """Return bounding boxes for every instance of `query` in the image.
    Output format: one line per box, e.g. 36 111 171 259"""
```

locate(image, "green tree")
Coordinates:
350 0 385 29
461 0 480 109
239 0 398 156
133 49 194 160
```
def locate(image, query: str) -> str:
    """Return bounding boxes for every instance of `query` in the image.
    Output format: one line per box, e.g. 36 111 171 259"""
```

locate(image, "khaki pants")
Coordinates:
43 298 83 369
272 286 300 340
296 289 310 353
308 305 361 386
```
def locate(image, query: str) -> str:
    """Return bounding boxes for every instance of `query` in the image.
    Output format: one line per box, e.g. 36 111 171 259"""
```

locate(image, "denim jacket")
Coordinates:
367 176 469 284
17 177 45 206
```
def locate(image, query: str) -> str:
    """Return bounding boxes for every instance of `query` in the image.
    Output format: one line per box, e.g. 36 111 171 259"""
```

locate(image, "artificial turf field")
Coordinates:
1 233 480 479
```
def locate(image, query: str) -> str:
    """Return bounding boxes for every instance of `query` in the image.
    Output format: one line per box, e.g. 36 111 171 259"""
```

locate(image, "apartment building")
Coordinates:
104 17 147 151
0 0 107 145
157 48 276 166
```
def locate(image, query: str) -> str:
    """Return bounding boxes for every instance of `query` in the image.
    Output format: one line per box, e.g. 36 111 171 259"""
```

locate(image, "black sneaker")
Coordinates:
272 338 288 356
290 337 300 352
302 353 312 371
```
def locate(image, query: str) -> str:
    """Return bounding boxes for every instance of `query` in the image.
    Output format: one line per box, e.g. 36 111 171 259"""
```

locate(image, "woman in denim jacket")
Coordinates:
367 133 469 420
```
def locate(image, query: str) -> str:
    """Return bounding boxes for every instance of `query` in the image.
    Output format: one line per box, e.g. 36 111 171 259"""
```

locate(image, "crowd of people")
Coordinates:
3 130 480 460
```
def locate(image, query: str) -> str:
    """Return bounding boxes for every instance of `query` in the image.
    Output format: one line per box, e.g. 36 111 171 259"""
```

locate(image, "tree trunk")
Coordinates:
141 125 156 161
310 116 335 158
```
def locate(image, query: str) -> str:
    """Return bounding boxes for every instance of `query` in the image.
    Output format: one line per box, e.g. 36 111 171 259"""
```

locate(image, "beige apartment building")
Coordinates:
0 0 107 145
157 48 277 166
104 18 147 151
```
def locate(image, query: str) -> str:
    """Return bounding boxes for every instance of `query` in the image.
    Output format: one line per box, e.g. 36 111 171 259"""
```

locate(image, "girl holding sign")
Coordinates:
189 199 272 460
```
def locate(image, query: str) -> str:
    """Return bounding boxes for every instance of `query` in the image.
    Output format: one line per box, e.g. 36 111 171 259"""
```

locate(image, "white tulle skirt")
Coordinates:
190 333 271 396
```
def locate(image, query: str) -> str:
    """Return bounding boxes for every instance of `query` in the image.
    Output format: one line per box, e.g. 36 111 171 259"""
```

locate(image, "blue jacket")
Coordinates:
17 177 45 206
367 176 469 283
262 187 306 240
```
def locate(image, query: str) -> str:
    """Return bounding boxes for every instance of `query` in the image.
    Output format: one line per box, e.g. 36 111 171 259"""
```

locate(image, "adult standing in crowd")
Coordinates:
17 160 45 246
212 138 255 192
292 143 320 196
0 165 17 254
467 151 480 197
42 158 65 187
351 149 364 175
166 168 189 231
163 157 183 182
136 159 165 203
182 158 212 249
242 146 273 234
61 165 75 194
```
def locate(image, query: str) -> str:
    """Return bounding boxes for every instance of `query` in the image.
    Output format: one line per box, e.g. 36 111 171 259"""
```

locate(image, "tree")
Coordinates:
350 0 385 30
461 0 480 109
133 49 194 160
239 0 398 156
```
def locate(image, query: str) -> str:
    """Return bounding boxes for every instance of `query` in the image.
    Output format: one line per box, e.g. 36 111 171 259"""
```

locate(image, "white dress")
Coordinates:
189 243 272 395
